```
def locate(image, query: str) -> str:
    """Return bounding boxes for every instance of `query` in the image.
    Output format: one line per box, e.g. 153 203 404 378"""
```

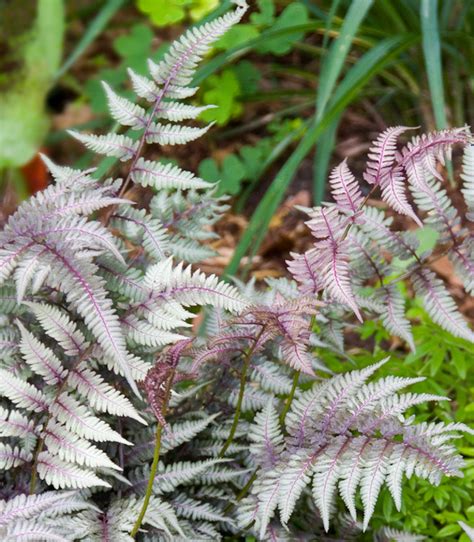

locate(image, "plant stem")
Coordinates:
130 424 163 538
218 352 252 459
222 372 302 515
218 328 264 458
223 324 309 514
223 468 259 514
237 469 258 500
130 373 174 539
280 370 300 427
103 65 179 227
29 441 45 495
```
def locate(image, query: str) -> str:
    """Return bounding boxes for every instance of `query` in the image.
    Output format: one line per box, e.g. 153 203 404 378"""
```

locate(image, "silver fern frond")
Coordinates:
242 361 468 534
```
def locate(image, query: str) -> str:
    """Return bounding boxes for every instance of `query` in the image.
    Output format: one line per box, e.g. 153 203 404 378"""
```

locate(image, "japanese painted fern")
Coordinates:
0 2 247 538
0 3 472 540
289 127 474 349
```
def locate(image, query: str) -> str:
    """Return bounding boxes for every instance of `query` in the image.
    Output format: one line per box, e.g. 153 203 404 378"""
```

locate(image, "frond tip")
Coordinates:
330 159 363 215
148 0 248 88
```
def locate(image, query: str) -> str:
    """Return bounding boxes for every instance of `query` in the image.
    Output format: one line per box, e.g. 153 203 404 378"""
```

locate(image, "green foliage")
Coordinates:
233 59 262 94
182 0 474 274
199 1 309 126
200 69 243 126
198 118 303 195
85 24 167 114
320 303 474 541
199 153 245 195
74 0 474 270
214 1 309 55
254 2 309 55
225 0 377 276
198 60 261 126
0 0 64 169
56 0 126 80
406 307 472 381
215 24 260 51
136 0 218 27
250 0 275 27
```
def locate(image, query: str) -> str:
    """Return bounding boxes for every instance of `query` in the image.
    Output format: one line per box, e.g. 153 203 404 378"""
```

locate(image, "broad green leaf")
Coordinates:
199 154 246 195
255 3 309 55
114 24 159 72
466 506 474 520
137 0 191 26
198 158 220 183
220 155 247 195
429 348 444 377
451 492 462 513
392 226 438 271
250 0 275 27
452 349 467 380
137 0 217 25
416 226 439 255
240 146 264 179
382 491 393 521
436 524 462 537
215 25 260 51
421 0 448 130
189 0 219 21
200 70 242 125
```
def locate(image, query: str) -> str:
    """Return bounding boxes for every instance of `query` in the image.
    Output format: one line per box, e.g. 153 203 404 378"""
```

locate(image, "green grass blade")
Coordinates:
235 119 309 213
313 115 340 205
55 0 126 80
299 0 328 20
330 36 413 104
372 0 407 33
421 0 448 129
194 22 323 85
398 0 420 29
315 0 373 120
322 0 342 49
312 0 373 204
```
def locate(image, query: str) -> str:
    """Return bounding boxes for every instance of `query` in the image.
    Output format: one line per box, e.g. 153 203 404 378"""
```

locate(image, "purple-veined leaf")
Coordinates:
330 159 364 214
412 268 474 342
380 167 422 226
363 126 411 186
